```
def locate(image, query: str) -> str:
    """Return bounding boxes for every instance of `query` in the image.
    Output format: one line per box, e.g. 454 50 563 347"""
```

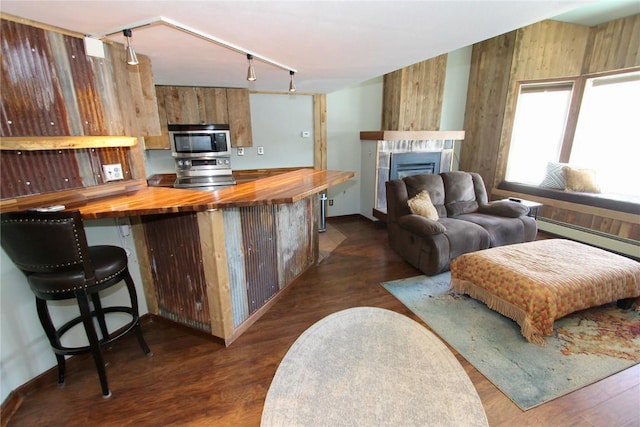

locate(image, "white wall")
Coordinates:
327 77 384 218
0 218 146 402
235 93 314 169
440 46 472 170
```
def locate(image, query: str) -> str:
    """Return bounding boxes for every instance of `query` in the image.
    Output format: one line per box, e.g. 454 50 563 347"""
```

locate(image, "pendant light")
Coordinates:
246 54 257 81
123 29 138 65
289 70 296 93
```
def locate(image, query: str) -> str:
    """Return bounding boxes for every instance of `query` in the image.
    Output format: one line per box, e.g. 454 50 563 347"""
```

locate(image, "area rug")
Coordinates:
382 272 640 411
261 307 489 427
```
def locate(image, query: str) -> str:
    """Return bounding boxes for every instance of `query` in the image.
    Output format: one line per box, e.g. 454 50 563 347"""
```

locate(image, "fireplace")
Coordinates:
389 152 441 180
359 130 465 221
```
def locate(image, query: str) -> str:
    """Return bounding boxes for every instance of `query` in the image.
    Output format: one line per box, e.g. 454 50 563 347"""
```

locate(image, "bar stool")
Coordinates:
0 210 151 398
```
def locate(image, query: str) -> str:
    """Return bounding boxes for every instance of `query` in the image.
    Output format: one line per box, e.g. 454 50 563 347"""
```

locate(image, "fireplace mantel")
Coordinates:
359 130 465 141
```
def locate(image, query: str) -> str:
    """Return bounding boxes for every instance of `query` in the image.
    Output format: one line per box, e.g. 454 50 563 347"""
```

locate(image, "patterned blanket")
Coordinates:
450 239 640 345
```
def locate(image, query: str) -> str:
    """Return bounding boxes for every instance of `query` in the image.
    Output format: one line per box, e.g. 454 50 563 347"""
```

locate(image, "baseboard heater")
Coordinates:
537 218 639 260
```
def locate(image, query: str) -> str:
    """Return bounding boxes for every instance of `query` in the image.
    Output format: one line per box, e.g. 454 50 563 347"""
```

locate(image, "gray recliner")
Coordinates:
385 171 537 275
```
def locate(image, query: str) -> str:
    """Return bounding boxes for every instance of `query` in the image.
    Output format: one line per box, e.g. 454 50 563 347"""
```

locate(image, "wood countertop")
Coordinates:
71 168 354 219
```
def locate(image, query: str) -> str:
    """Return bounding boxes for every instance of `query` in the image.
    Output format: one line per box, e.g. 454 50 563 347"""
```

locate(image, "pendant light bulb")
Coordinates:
288 70 296 93
246 54 257 82
123 29 139 65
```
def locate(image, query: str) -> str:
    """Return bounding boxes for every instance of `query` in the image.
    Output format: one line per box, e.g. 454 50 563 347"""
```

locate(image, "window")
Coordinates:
506 83 573 184
505 68 640 198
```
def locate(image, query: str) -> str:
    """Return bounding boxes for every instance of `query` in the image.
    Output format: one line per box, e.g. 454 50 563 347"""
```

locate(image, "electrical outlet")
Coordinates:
257 146 264 155
328 199 334 206
237 147 244 156
102 163 124 182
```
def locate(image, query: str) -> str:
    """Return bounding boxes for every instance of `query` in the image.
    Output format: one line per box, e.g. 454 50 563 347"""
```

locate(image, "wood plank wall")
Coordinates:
458 32 516 184
382 54 447 130
0 16 160 198
458 14 640 242
585 15 640 73
493 20 591 189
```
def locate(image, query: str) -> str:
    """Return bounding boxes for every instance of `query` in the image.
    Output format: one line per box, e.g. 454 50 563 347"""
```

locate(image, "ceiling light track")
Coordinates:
98 16 297 75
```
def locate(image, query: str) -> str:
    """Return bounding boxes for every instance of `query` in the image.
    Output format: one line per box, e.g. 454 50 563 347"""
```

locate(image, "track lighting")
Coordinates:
246 54 257 81
102 17 297 89
123 29 138 65
289 70 296 93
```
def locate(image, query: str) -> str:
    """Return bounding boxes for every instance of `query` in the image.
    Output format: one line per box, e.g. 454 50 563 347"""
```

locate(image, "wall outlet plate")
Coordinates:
257 146 264 155
237 147 244 156
102 163 124 181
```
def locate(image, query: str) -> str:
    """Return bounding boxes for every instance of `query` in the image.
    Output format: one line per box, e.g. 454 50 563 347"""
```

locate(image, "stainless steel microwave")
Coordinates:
169 124 231 158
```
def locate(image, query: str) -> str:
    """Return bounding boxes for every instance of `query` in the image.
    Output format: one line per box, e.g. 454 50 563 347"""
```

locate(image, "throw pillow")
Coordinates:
540 162 567 189
407 191 439 221
563 166 600 193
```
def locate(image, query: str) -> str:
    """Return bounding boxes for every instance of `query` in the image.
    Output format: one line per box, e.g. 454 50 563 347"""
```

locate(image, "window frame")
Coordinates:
506 66 640 183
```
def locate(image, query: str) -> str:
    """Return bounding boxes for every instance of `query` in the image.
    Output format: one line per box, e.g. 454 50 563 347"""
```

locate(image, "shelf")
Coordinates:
0 136 138 151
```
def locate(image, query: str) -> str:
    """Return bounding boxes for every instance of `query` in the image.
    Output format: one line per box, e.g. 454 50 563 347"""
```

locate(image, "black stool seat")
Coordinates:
28 246 128 295
1 210 151 398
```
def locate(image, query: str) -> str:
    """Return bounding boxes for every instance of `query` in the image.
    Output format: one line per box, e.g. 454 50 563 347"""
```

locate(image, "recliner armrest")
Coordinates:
478 200 528 218
397 214 447 236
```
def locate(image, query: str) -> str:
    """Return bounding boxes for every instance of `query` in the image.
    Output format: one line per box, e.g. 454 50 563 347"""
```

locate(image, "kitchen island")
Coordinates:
2 168 354 345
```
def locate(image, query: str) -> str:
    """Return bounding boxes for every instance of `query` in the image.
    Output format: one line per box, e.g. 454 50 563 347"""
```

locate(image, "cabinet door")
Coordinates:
144 86 171 149
163 86 201 124
227 88 253 147
198 87 228 124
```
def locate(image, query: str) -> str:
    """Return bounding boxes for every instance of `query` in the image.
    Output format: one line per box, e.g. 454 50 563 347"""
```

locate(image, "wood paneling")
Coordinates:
585 14 640 73
313 94 327 170
459 32 516 180
382 71 403 130
382 54 448 131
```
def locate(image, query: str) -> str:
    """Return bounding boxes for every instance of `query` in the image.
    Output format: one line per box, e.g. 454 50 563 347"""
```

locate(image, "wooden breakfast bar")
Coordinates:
1 168 354 345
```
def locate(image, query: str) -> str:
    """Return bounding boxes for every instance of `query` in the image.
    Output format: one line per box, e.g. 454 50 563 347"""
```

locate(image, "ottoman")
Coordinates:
450 239 640 345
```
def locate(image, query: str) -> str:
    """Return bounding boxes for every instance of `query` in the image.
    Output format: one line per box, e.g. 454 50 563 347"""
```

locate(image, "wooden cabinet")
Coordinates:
145 85 252 149
226 88 253 148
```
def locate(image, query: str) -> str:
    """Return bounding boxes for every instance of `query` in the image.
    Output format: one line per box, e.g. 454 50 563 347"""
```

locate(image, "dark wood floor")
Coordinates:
6 216 639 426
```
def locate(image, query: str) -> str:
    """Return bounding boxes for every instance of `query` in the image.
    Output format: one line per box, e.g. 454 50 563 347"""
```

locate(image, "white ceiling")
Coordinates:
1 1 638 94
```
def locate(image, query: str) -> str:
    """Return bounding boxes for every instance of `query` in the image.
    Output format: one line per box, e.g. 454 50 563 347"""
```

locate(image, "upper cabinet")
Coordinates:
145 85 253 149
0 18 161 138
226 88 253 148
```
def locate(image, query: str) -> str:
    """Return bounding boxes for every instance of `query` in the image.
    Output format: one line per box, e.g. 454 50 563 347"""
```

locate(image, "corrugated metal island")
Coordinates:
3 168 354 345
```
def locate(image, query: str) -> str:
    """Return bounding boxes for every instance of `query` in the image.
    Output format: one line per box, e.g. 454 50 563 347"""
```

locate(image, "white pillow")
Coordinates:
408 191 439 220
540 162 567 189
